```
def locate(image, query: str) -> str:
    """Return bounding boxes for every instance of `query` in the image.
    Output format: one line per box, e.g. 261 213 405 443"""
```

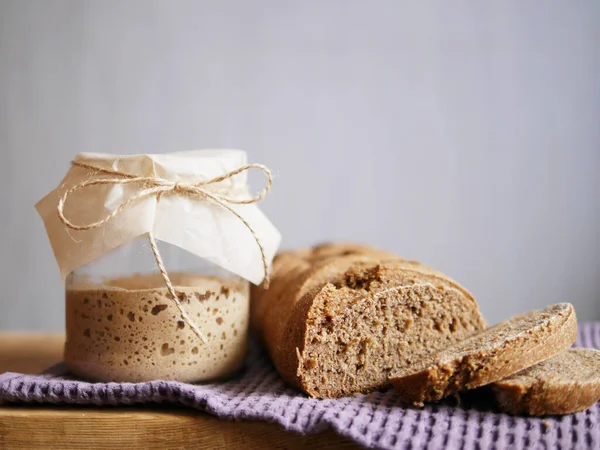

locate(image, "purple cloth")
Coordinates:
1 323 599 450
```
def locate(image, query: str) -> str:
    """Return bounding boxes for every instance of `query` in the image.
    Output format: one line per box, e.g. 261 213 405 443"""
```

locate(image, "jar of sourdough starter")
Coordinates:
36 150 280 382
64 238 251 382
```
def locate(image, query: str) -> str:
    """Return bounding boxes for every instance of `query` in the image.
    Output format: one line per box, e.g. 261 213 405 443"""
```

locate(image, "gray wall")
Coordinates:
1 0 599 331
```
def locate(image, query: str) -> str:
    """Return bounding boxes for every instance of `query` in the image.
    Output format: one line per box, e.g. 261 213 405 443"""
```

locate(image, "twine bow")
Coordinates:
57 160 273 344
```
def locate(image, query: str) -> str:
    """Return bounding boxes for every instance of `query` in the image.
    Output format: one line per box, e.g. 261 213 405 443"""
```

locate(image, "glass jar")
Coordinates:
64 235 250 383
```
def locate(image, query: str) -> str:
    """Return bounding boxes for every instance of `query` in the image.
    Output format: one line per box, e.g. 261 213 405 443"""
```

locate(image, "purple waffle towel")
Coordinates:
1 323 599 450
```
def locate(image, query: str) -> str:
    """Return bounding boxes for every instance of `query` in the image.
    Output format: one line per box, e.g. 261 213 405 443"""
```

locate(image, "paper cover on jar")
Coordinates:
35 149 281 285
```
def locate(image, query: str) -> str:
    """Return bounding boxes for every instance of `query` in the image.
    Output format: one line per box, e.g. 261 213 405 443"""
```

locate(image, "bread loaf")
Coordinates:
389 303 577 405
492 348 600 416
251 243 487 398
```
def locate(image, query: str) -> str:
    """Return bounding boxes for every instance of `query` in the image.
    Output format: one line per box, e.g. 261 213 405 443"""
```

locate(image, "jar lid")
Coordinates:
36 149 281 285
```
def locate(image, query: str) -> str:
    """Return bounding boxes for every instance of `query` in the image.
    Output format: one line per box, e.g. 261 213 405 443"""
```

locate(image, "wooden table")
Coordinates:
0 333 359 449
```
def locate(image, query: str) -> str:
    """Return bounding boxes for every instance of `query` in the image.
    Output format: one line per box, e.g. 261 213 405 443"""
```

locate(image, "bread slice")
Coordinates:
492 348 600 415
389 303 577 406
251 243 487 398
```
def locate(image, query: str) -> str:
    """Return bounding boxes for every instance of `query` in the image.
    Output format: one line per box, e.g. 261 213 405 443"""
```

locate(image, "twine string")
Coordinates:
147 232 207 344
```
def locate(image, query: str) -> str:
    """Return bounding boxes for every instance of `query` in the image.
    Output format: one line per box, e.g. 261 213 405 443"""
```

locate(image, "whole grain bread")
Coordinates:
492 348 600 416
251 243 487 398
389 303 578 406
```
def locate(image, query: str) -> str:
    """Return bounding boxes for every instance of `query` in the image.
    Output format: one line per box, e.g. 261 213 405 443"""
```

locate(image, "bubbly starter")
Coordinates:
65 273 249 382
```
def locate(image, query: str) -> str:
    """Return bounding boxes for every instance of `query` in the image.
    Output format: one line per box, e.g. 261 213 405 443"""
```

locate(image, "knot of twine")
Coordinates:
57 160 273 344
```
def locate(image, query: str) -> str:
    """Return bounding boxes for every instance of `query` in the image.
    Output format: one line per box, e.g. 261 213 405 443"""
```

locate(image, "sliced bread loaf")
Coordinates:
389 303 577 406
492 348 600 416
251 243 487 398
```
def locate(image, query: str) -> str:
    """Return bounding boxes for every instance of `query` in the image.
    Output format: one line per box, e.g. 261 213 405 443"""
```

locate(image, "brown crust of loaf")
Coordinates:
491 348 600 416
250 246 391 348
251 243 400 389
308 242 399 261
251 243 487 398
251 244 392 386
389 303 578 406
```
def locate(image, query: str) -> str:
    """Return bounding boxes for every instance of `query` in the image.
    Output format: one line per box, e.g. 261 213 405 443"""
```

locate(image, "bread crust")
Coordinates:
389 303 578 406
492 348 600 416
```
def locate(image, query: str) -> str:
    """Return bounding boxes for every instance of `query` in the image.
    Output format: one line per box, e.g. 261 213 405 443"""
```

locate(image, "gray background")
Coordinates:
1 1 599 331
